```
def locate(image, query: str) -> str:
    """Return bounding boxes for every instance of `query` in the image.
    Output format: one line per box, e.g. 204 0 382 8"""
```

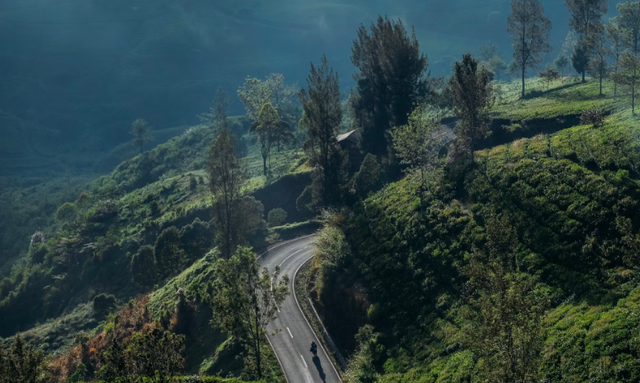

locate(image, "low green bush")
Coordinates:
267 208 287 227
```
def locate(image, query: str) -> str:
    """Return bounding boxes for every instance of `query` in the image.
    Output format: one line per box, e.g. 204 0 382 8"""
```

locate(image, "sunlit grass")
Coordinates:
493 78 621 121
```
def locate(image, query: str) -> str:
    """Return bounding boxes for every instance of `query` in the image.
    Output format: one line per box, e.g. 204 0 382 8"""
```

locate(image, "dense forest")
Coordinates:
3 0 640 382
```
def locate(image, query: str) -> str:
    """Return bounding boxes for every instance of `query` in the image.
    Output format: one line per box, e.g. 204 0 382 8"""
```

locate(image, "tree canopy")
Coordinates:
351 16 430 160
299 56 347 209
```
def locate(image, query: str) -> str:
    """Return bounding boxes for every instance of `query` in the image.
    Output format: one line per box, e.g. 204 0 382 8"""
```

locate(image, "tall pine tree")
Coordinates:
299 56 347 209
351 16 430 159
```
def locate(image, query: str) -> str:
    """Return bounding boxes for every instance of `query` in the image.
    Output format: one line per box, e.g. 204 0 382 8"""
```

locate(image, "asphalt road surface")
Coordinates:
259 236 342 383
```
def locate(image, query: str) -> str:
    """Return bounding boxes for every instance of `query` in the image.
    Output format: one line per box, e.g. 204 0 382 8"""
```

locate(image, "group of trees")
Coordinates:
250 103 294 176
0 336 51 383
207 120 264 259
96 328 185 383
563 0 640 108
500 0 640 111
204 247 289 380
463 216 549 383
351 16 430 162
130 219 213 286
183 4 640 380
478 42 507 81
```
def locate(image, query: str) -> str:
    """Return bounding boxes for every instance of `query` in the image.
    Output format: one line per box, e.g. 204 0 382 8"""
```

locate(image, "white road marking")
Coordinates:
287 327 293 338
300 354 308 368
272 247 309 312
279 246 309 268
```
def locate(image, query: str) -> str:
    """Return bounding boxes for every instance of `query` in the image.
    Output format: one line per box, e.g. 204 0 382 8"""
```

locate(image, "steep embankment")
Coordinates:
309 79 640 382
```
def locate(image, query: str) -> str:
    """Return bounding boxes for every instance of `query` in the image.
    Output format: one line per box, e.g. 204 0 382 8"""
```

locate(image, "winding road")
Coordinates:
258 236 342 383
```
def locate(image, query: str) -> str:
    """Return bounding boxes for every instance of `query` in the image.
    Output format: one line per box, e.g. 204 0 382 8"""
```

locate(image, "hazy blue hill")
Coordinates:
0 0 618 156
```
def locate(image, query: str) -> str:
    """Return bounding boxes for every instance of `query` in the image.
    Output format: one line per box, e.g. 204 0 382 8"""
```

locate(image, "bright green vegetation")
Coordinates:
494 78 618 121
5 5 640 380
0 100 307 382
303 79 640 382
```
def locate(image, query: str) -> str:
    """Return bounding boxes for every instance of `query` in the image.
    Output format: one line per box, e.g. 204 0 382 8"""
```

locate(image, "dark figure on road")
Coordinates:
310 341 318 357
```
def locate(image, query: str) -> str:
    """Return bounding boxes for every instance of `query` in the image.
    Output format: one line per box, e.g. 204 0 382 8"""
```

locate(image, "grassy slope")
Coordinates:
327 78 640 382
0 116 309 382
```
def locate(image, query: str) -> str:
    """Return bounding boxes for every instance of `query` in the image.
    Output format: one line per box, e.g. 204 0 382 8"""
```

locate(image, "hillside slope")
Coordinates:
308 78 640 383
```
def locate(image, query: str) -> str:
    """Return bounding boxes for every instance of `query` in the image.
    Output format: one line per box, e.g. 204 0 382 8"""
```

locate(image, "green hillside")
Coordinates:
305 78 640 383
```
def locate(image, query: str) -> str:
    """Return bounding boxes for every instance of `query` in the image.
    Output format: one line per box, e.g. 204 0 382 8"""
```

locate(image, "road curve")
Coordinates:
258 236 341 383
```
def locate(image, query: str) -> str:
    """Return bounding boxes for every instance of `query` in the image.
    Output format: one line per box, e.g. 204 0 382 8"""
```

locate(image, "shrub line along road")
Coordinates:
258 236 342 383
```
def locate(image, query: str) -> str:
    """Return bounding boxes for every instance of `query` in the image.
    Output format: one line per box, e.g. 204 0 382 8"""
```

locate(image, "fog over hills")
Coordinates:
0 0 618 157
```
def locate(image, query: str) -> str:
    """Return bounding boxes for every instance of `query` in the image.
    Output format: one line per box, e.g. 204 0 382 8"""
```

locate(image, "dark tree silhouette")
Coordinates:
130 245 157 286
207 127 249 258
572 39 590 82
351 16 430 159
554 54 569 77
565 0 607 81
130 118 154 155
449 54 495 158
299 56 348 209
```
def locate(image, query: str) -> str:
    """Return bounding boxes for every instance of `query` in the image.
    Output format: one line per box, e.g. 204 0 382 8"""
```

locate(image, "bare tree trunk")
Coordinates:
521 23 526 99
633 85 636 115
255 316 262 379
599 69 603 96
225 197 232 258
262 156 267 176
634 68 637 116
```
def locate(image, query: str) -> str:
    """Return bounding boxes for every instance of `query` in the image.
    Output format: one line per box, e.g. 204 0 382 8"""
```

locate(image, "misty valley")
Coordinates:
3 1 640 383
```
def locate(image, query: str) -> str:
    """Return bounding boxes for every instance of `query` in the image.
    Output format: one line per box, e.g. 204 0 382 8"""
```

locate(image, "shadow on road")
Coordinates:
312 355 326 382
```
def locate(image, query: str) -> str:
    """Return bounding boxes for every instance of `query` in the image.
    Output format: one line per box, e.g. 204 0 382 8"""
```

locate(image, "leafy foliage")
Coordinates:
298 56 347 209
555 54 570 77
612 51 640 114
351 16 430 159
250 103 294 176
131 119 154 155
207 128 250 258
55 202 78 225
344 325 385 383
618 0 640 57
352 153 381 198
237 74 300 125
572 40 590 82
267 208 287 228
449 54 495 157
203 247 289 380
539 67 560 89
463 216 548 383
155 226 186 279
179 218 213 261
391 107 442 205
0 335 51 383
93 293 118 317
131 245 158 287
96 328 185 383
